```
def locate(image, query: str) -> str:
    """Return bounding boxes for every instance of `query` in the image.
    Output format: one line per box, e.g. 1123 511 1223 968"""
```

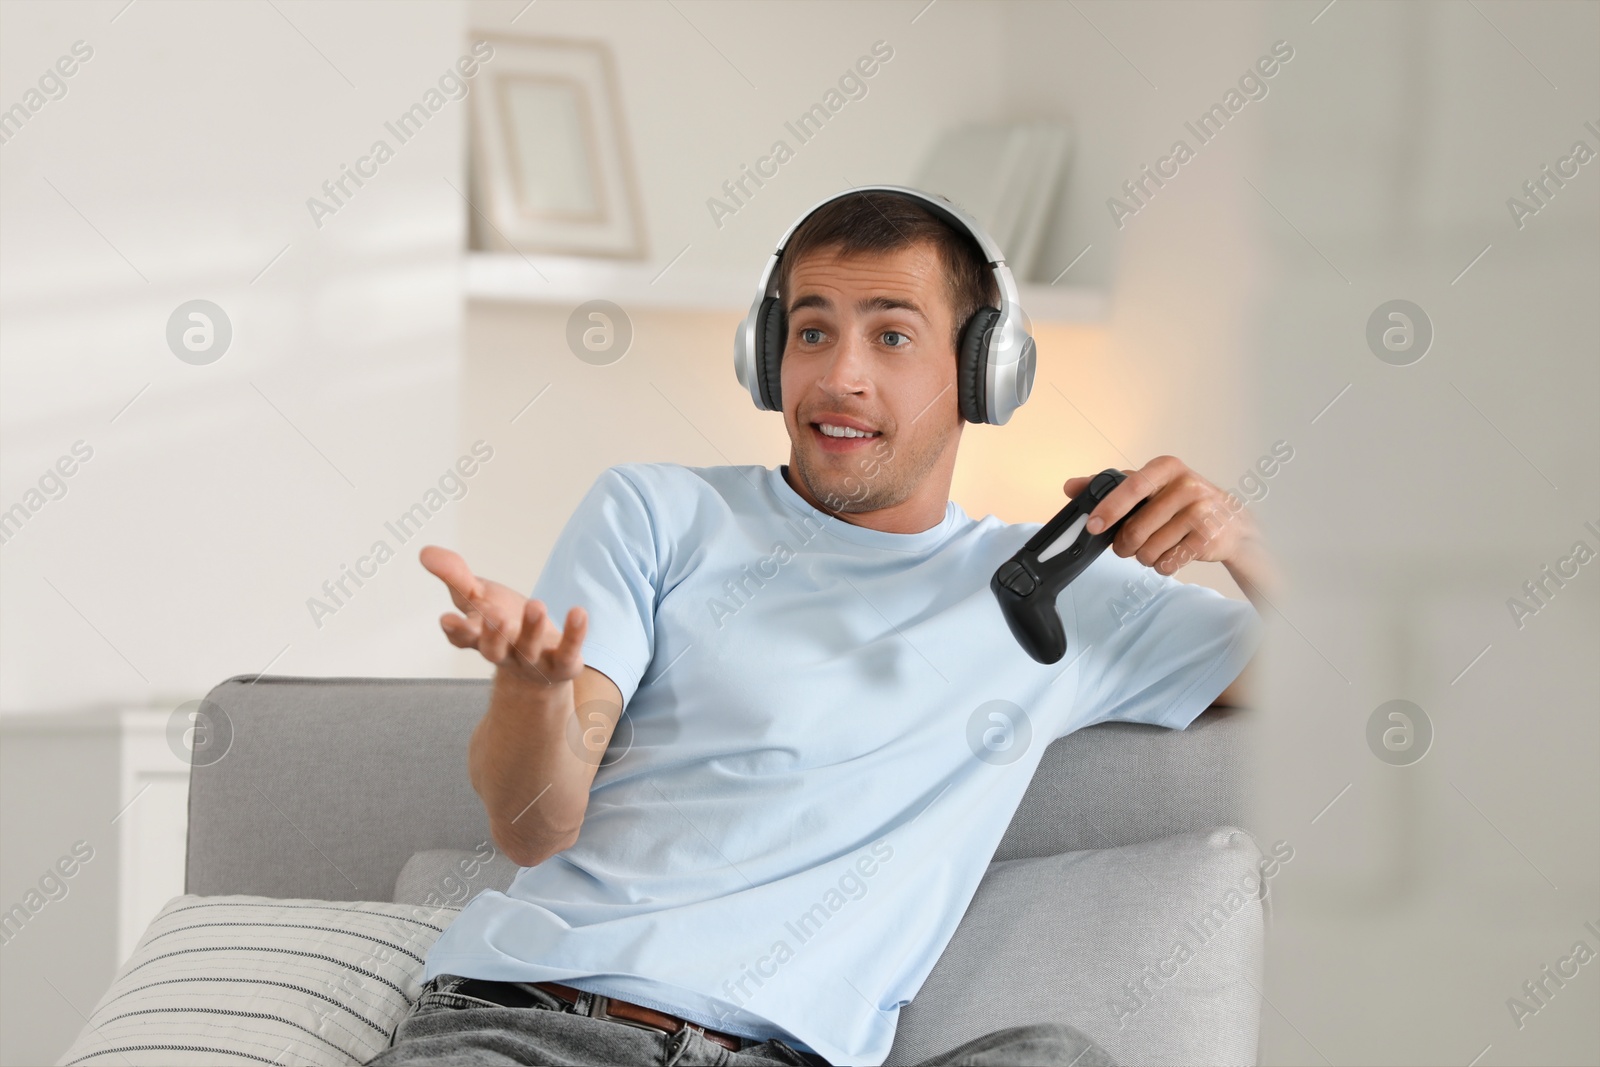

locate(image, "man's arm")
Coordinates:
467 665 622 867
421 545 623 868
1212 538 1274 707
1065 455 1275 711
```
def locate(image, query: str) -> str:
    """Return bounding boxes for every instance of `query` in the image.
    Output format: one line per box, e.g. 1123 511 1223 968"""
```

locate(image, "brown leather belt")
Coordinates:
453 977 744 1052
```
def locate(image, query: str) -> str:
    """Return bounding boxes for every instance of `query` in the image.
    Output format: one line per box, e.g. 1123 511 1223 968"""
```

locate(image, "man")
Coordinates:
370 189 1268 1067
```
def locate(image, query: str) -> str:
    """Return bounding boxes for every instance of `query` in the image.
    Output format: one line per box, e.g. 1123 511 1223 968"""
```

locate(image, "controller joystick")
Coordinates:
991 468 1146 664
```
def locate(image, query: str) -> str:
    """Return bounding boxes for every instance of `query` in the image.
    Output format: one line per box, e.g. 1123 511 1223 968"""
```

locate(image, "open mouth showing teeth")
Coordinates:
813 423 881 439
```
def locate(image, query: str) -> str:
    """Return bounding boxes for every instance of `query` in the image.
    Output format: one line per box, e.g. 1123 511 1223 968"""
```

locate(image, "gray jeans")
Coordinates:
366 974 1117 1067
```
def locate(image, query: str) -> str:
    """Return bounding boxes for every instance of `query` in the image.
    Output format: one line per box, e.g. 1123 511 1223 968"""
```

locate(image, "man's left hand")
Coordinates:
1062 455 1258 577
1065 455 1274 708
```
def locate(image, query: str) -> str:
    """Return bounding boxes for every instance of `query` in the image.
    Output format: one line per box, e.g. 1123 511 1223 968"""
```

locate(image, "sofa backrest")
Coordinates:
186 675 1252 900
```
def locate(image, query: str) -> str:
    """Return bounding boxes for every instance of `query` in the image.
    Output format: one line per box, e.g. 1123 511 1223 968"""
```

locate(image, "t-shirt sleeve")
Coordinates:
1064 548 1261 732
529 465 660 707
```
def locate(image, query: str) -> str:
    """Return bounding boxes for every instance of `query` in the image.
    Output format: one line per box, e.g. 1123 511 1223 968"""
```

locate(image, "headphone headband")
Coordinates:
733 185 1036 425
773 185 1010 265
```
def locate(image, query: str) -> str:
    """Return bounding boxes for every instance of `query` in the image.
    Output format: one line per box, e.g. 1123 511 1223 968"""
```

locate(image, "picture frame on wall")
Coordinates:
469 34 647 259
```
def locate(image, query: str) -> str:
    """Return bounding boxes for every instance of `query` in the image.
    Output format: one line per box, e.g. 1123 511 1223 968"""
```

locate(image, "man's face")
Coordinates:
781 240 963 516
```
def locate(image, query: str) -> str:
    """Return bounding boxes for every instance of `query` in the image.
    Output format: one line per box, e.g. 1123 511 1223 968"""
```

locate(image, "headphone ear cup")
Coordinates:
756 296 787 411
957 306 1001 424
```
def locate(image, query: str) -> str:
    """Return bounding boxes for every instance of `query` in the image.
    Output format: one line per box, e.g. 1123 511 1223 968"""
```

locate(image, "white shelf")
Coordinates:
463 253 1108 323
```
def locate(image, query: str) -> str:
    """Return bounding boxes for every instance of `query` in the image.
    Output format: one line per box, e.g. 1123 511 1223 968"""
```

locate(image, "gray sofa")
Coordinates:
185 675 1265 1066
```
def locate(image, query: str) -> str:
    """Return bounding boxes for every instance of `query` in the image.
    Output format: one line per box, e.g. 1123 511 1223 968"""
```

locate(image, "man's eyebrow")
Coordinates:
788 293 832 314
859 295 927 320
786 293 929 321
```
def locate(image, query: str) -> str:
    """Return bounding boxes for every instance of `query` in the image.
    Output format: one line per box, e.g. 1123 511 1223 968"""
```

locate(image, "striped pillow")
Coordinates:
57 895 459 1066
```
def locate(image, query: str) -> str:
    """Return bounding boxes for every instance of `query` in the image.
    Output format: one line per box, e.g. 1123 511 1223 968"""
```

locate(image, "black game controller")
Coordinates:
991 468 1146 664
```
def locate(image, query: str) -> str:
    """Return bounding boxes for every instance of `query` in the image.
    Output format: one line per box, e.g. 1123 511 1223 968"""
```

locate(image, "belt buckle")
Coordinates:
589 994 675 1035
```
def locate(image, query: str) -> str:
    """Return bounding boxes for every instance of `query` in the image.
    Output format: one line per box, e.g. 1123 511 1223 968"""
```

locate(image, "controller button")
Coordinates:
1089 471 1120 497
997 561 1037 596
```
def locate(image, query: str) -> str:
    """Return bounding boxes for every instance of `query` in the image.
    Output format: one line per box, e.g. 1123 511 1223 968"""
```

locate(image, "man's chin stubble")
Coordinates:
794 433 940 516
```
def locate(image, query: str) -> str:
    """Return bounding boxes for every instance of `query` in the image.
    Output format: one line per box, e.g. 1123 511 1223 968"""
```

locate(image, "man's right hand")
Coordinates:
419 545 588 692
420 545 620 867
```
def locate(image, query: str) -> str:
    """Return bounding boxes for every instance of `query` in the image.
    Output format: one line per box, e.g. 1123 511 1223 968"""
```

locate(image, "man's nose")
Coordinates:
815 327 869 396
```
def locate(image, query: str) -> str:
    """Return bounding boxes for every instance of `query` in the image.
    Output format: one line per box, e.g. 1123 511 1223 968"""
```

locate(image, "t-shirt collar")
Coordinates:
767 464 963 552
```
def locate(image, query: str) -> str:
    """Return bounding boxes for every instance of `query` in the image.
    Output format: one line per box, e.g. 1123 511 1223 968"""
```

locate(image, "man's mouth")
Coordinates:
810 420 883 452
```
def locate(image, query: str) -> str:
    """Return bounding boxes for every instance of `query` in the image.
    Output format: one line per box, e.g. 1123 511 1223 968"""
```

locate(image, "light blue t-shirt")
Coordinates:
424 461 1260 1066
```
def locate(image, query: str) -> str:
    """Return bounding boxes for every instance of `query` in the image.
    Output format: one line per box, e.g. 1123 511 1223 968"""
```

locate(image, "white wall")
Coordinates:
1 1 467 1060
1 0 468 719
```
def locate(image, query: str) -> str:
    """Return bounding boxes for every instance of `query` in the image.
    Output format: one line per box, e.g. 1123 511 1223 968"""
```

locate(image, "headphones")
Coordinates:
733 185 1037 426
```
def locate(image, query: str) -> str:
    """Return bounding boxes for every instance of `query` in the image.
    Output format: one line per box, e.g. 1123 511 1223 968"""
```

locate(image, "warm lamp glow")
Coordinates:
953 323 1137 525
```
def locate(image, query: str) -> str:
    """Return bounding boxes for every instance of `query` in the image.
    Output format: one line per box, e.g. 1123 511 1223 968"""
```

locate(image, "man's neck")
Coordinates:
780 464 949 535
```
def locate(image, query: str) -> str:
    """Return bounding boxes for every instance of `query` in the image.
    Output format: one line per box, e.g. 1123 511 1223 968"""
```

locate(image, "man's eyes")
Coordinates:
795 328 911 347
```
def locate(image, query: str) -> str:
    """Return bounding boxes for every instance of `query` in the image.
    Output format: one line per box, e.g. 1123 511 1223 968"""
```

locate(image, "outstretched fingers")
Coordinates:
479 600 518 664
420 546 481 614
506 597 547 672
547 607 587 678
439 612 481 649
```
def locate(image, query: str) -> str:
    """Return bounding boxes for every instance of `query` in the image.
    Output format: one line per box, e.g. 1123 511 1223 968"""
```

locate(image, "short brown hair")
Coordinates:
776 191 998 353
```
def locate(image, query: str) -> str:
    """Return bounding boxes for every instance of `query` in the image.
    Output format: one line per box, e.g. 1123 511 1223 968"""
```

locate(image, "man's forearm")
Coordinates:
1221 530 1276 610
1213 532 1273 707
468 671 596 866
